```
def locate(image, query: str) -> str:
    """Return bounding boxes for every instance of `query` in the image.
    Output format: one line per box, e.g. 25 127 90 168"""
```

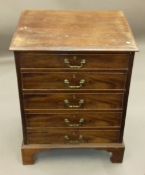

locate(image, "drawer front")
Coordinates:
26 112 122 128
26 129 120 144
23 93 124 110
19 52 129 69
22 72 127 90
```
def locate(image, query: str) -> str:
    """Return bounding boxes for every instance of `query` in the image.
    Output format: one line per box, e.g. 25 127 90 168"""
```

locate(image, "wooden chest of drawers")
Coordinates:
10 10 138 164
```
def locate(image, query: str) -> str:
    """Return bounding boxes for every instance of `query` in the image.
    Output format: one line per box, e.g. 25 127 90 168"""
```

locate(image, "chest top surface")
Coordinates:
10 10 138 52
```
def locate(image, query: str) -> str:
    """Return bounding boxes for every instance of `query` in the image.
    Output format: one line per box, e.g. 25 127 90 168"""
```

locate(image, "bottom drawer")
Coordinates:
26 129 120 144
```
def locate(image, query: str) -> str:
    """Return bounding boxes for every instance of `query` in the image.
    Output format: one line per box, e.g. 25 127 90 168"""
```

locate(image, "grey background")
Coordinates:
0 1 145 175
0 0 145 56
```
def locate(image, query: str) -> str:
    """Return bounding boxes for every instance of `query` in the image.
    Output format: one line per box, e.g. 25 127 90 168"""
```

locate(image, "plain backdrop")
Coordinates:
0 1 145 175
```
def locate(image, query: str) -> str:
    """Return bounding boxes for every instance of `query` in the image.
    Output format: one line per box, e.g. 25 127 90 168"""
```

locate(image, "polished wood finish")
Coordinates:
22 72 127 91
26 129 120 144
18 52 130 70
9 10 138 51
25 112 122 128
10 10 137 164
23 93 124 110
109 146 125 163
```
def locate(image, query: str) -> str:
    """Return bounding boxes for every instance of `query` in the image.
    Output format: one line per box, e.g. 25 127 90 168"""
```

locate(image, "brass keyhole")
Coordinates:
73 74 76 79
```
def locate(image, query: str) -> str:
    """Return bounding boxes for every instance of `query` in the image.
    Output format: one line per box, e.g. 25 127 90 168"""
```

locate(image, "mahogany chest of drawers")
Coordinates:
10 10 138 164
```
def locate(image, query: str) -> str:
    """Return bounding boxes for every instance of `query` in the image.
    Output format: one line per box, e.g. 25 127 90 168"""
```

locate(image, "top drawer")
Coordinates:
17 52 130 70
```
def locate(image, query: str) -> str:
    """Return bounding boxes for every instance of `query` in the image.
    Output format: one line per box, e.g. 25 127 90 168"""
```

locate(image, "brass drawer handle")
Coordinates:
64 57 86 69
64 99 84 108
64 118 85 127
64 134 84 144
64 79 85 89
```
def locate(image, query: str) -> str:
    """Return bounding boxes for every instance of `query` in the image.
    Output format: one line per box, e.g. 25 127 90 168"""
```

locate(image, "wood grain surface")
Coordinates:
21 72 127 91
18 52 130 69
11 10 138 164
25 112 122 128
23 93 124 110
26 128 120 144
9 10 138 51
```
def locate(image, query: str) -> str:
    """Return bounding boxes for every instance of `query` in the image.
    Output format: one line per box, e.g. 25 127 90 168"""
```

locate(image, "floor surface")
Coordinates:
0 38 145 175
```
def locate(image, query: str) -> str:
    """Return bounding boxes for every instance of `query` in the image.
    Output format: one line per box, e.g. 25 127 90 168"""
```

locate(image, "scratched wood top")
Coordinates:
10 10 138 51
